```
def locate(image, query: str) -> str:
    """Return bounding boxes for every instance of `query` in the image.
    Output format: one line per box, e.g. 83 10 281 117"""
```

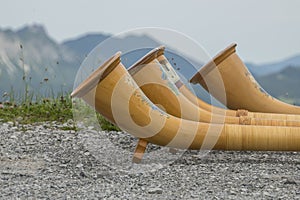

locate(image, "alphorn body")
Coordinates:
71 52 300 154
190 43 300 116
158 47 300 121
156 49 241 117
128 48 238 125
128 46 300 127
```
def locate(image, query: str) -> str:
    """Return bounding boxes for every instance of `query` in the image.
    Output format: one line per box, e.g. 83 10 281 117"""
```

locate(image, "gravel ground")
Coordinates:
0 121 299 199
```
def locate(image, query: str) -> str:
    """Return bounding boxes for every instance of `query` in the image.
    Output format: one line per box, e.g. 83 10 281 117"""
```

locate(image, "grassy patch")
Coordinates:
0 95 120 131
0 97 72 124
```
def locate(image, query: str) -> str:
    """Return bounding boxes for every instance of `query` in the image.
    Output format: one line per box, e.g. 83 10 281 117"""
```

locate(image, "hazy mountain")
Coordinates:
0 25 164 101
0 24 77 101
62 33 110 62
257 66 300 105
247 55 300 76
63 34 110 54
0 24 300 105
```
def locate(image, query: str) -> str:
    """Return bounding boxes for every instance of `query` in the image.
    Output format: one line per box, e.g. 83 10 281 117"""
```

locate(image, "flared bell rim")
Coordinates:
127 46 165 75
157 46 165 57
189 43 237 84
71 52 122 98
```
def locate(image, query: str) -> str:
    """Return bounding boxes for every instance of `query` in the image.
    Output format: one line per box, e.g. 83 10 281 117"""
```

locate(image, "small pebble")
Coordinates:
148 187 163 194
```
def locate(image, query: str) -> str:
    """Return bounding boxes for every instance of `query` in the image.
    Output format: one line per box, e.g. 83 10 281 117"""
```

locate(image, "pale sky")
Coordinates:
0 0 300 64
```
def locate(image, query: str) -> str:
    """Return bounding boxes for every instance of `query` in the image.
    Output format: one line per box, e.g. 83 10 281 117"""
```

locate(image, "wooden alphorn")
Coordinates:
71 52 300 162
190 43 300 117
128 46 300 127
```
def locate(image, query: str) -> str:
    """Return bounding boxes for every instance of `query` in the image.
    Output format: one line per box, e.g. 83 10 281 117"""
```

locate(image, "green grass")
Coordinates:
0 95 120 131
0 98 71 124
0 44 120 132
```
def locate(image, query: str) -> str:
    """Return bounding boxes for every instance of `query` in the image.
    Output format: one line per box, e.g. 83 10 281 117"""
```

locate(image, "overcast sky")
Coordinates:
0 0 300 64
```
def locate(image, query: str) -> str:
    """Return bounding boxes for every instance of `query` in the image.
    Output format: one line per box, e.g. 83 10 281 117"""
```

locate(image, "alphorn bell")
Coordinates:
157 46 300 121
71 52 300 162
190 43 300 115
128 46 300 127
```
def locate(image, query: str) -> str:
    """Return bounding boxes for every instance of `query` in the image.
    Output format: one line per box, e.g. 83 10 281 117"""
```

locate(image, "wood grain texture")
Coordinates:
134 47 300 127
190 43 300 116
71 52 300 152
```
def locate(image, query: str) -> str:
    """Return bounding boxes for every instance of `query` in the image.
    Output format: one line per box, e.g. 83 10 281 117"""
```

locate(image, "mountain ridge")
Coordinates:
247 54 300 76
0 24 300 104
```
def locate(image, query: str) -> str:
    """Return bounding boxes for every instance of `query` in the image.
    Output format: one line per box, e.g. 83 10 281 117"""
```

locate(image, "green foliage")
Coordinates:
0 95 120 131
97 114 121 132
0 96 71 124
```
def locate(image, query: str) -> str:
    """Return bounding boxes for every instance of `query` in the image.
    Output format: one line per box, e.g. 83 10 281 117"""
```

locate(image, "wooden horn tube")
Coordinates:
156 47 243 117
128 47 300 127
71 52 300 152
127 47 238 125
190 43 300 116
158 48 300 121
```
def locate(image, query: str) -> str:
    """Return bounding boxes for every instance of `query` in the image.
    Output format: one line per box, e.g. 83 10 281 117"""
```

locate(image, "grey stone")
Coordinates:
76 163 83 168
284 178 297 185
7 121 14 126
148 187 163 194
16 116 23 122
